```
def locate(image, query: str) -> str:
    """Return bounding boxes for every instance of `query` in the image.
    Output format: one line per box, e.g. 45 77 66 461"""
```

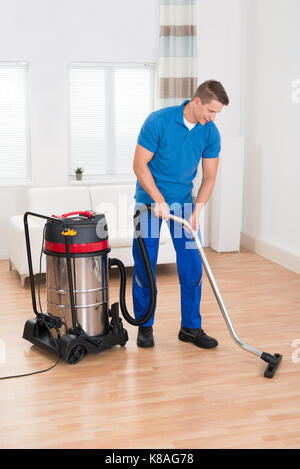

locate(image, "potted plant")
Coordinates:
74 167 84 181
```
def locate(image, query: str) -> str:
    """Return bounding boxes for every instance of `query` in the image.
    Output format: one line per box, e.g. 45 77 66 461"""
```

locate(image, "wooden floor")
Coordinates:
0 248 300 449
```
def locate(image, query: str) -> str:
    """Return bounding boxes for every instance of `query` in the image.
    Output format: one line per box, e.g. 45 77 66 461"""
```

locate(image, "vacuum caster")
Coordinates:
67 344 85 364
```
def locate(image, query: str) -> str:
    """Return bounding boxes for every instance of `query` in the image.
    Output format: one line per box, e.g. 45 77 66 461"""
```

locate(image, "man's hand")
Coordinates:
188 202 205 232
154 201 170 220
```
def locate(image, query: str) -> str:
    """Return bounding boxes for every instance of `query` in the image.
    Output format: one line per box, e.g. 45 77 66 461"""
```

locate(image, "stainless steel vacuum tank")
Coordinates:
43 211 110 337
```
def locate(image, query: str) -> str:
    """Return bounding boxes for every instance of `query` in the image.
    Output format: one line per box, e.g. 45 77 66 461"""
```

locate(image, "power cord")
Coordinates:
0 224 61 380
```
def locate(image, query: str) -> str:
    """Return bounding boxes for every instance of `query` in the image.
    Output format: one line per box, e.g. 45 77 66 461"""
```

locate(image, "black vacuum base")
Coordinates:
23 317 129 364
261 352 283 378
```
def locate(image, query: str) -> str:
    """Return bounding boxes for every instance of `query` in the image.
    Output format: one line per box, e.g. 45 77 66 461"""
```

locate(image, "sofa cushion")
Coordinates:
90 184 136 246
28 186 91 217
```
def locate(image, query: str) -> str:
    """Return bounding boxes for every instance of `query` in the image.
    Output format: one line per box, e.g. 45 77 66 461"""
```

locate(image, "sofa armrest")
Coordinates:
8 215 46 276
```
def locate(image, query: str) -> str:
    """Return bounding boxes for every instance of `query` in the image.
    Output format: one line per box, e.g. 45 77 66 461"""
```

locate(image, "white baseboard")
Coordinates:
0 252 8 261
240 232 300 275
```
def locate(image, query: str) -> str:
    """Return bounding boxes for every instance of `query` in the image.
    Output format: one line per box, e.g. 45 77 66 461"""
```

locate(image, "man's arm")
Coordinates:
133 144 170 219
196 157 219 206
190 157 219 231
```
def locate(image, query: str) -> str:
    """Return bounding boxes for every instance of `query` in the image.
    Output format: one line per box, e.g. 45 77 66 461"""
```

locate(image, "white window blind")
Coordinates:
0 62 30 183
69 63 155 178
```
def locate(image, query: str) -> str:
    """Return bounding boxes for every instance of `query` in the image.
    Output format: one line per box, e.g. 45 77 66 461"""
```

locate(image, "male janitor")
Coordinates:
132 80 229 348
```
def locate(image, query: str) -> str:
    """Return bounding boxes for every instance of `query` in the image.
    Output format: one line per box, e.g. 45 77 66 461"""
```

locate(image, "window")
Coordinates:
69 63 155 179
0 62 30 183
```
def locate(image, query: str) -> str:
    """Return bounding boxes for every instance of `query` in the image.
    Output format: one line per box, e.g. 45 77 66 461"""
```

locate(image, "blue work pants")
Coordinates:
132 204 203 329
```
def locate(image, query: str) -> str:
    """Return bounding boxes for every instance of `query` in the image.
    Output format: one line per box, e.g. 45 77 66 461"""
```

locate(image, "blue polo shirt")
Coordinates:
134 100 221 205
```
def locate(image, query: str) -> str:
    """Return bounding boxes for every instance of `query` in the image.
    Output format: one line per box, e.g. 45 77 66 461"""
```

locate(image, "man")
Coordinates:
132 80 229 348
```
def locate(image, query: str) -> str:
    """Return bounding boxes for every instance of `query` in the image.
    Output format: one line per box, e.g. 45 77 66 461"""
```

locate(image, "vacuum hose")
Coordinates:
109 205 156 326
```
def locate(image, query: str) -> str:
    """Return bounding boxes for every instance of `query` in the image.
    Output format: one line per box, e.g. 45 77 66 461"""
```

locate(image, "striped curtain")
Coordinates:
158 0 197 108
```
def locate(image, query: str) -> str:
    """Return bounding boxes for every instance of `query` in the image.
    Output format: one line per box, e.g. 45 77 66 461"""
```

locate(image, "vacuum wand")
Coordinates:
167 211 282 378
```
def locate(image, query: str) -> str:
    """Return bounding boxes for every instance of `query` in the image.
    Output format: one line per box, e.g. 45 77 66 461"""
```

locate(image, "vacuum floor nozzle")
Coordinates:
261 352 283 378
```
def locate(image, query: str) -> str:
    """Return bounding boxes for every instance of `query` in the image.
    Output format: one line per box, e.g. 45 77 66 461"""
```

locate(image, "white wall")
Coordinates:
242 0 300 272
196 0 300 271
1 0 299 272
1 0 243 258
196 0 245 251
0 0 159 258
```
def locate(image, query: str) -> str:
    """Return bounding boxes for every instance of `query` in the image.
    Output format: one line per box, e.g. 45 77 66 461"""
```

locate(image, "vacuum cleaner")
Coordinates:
22 205 282 378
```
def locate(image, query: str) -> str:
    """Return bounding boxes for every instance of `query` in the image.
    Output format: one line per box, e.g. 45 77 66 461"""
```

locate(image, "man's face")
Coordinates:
193 97 224 125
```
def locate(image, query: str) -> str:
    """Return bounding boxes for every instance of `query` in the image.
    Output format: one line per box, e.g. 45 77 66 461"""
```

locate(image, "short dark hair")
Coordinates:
192 80 229 106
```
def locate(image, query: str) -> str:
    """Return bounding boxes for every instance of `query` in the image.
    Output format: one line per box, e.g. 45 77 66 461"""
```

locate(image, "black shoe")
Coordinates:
178 327 218 349
137 326 154 348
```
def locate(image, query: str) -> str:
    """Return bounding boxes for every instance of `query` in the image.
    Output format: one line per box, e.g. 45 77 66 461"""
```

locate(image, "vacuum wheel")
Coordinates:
67 344 85 364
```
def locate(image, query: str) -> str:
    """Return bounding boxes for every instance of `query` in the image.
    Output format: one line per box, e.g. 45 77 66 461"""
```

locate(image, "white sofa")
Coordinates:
8 185 175 286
